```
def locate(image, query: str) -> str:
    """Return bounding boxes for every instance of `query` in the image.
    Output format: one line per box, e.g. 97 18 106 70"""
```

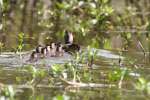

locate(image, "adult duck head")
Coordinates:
63 30 80 53
64 30 73 44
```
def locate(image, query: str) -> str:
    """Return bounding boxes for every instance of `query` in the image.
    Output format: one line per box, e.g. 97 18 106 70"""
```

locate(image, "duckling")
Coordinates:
41 47 47 58
63 30 80 53
56 43 64 57
36 45 43 53
28 51 39 62
27 45 43 62
35 45 46 58
50 42 57 57
45 45 51 57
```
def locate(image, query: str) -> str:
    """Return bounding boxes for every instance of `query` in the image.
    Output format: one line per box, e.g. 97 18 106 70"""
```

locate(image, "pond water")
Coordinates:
0 49 149 100
1 0 150 99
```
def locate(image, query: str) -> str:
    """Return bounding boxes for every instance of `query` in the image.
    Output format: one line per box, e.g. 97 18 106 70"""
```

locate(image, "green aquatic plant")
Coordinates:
29 95 45 100
16 32 25 60
70 46 98 68
50 64 65 77
67 62 80 82
135 77 150 95
53 94 70 100
16 32 24 53
61 47 98 82
0 85 16 100
86 46 98 67
104 39 112 50
24 65 47 87
50 63 81 83
108 67 128 88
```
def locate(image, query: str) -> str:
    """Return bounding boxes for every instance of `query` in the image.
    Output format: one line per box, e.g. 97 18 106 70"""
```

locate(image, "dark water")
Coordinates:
0 49 149 100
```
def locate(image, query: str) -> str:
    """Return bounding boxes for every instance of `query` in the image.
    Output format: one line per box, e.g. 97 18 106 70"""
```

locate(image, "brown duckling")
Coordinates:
45 45 51 57
56 42 64 57
27 45 43 62
41 47 47 58
36 45 43 53
28 51 39 62
50 42 57 57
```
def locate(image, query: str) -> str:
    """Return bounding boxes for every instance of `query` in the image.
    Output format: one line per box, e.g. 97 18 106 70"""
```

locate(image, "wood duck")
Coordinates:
36 45 43 53
28 30 80 61
63 30 80 53
64 30 73 44
41 47 47 58
28 45 44 62
50 42 57 57
45 45 51 57
56 42 64 57
28 51 39 62
41 43 57 58
64 44 80 53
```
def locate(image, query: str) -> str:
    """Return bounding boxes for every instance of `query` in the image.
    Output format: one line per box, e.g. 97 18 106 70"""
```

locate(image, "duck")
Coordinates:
64 30 73 44
35 45 43 53
50 42 57 57
41 47 47 58
28 30 80 62
45 44 51 57
63 30 80 53
56 42 64 57
38 43 57 58
29 44 52 61
28 51 39 62
28 45 44 62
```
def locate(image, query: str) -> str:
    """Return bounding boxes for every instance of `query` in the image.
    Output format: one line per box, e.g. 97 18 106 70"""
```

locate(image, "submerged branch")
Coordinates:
60 78 115 88
138 41 146 56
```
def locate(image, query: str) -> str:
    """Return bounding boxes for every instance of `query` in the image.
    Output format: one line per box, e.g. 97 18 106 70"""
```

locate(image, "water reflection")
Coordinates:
0 48 149 99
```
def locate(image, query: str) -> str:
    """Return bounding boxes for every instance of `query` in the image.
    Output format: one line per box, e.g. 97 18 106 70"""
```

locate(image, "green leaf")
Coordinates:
51 64 63 75
126 32 131 39
104 39 111 49
102 0 109 4
56 2 70 10
90 38 99 48
53 95 63 100
138 77 146 85
81 27 86 36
